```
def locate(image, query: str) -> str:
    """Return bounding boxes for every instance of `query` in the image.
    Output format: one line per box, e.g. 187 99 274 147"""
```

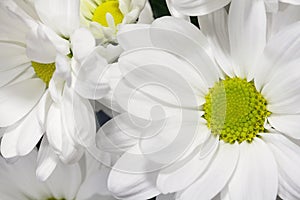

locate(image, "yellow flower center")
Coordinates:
31 61 55 86
92 0 124 27
203 77 271 144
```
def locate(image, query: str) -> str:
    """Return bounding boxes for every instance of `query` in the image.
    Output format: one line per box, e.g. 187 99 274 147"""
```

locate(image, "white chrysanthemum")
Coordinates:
80 0 149 44
101 0 300 199
0 0 111 180
166 0 300 16
0 149 116 200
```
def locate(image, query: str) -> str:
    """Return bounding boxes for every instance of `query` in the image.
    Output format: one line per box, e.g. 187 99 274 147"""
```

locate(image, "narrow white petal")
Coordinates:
229 0 267 78
150 17 221 87
73 48 110 100
268 114 300 139
46 162 82 200
170 0 231 16
0 78 45 127
254 21 300 90
228 138 278 200
0 43 29 71
263 133 300 199
117 24 152 50
26 25 57 63
178 142 239 200
157 134 216 193
34 0 80 37
199 8 234 77
108 147 160 200
71 28 95 62
36 136 59 181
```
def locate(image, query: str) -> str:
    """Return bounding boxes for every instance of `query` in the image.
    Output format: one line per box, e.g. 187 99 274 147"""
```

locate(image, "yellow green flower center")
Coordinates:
203 77 271 144
31 61 55 86
92 0 124 27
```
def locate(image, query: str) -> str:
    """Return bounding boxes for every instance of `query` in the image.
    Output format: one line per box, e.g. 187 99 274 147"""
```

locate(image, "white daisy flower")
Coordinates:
166 0 300 17
0 0 111 180
101 0 300 199
0 149 117 200
80 0 150 44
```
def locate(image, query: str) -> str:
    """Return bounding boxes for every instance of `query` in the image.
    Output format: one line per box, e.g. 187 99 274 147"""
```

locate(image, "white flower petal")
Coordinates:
263 133 300 199
71 28 95 62
137 1 154 24
0 78 45 127
157 134 216 193
26 25 57 63
46 162 82 200
177 142 239 200
117 24 152 51
36 136 59 181
199 8 234 77
96 113 142 153
267 3 300 37
0 150 50 199
0 4 28 43
108 147 160 200
0 43 29 71
253 21 300 90
76 166 111 199
139 115 207 165
118 47 207 107
34 0 80 37
228 138 278 200
61 86 96 148
268 114 300 139
169 0 231 16
229 0 267 78
150 17 221 87
0 63 30 88
73 48 110 100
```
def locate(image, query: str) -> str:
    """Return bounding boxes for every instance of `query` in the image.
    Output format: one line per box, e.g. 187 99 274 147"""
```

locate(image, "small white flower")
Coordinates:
0 149 116 200
102 0 300 199
80 0 149 44
0 0 111 180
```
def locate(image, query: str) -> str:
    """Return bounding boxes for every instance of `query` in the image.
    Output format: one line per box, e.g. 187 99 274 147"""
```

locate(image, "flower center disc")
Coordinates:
31 61 55 86
203 77 270 143
92 0 124 27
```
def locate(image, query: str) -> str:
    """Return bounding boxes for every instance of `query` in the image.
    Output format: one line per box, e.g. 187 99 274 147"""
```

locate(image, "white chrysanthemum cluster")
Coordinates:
0 0 300 200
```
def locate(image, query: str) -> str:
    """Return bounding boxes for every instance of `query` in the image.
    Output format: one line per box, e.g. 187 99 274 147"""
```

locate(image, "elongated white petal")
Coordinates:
61 86 96 148
150 17 221 88
46 162 82 200
229 0 267 78
26 25 57 63
117 24 152 50
36 136 59 181
157 134 216 193
177 142 239 200
0 43 29 71
199 8 234 77
253 21 300 90
71 28 95 62
0 78 45 127
228 138 278 200
34 0 80 37
118 48 207 108
73 47 110 100
263 133 300 199
169 0 231 16
268 114 300 139
108 146 160 200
